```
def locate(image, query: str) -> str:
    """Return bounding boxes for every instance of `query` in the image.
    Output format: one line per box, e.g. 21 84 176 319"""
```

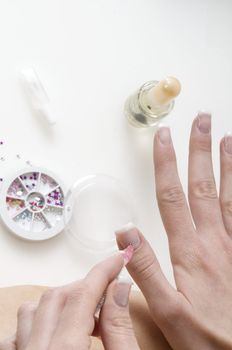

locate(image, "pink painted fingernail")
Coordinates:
197 111 211 134
224 132 232 155
121 244 134 265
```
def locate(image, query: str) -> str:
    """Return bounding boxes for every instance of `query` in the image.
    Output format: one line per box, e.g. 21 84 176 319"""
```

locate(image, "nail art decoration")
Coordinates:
0 167 68 241
0 139 33 188
122 244 134 265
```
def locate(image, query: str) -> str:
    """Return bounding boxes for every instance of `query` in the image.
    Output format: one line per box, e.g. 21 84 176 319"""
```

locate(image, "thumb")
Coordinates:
99 277 140 350
115 223 179 323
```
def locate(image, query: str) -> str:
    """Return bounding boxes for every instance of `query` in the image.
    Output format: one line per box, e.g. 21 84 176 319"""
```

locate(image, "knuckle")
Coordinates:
66 285 88 304
131 252 159 282
175 250 204 272
17 302 35 319
222 160 232 172
221 200 232 215
103 314 134 336
40 287 64 304
189 179 217 200
190 136 211 153
173 242 211 272
157 185 186 207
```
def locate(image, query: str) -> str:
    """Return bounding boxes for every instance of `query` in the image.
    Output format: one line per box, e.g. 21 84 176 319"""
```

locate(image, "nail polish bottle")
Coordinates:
124 77 181 128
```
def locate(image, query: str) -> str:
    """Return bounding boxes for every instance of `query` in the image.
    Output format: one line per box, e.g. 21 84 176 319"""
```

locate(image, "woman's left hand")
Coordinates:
0 246 140 350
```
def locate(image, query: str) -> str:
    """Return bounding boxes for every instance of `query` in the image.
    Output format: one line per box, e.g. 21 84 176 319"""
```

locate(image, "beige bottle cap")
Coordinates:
153 76 181 105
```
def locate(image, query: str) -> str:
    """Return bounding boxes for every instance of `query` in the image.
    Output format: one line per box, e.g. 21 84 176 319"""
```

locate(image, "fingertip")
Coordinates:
17 301 37 319
191 111 212 136
113 278 132 307
115 222 135 235
86 246 134 290
155 125 172 146
100 278 139 349
115 223 142 251
221 132 232 156
153 126 177 171
103 277 133 309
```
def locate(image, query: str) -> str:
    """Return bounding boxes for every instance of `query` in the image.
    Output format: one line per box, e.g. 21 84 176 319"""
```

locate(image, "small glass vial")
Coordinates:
125 77 181 128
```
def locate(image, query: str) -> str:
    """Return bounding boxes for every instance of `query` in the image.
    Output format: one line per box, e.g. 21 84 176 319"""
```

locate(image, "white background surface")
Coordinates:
0 0 232 287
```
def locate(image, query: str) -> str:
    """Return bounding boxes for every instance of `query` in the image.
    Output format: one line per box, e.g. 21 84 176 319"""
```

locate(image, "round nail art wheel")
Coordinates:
0 167 69 241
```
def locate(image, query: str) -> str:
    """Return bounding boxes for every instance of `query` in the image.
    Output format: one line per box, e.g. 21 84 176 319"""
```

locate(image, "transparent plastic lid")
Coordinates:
64 174 138 253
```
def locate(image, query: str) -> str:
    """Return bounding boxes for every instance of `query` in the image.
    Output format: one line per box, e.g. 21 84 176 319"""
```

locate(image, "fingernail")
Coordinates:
224 132 232 154
114 277 132 307
121 245 134 265
197 111 211 134
157 126 171 145
115 223 141 250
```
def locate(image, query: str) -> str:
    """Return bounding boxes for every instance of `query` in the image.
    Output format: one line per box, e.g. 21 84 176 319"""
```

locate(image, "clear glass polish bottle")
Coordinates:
124 77 181 128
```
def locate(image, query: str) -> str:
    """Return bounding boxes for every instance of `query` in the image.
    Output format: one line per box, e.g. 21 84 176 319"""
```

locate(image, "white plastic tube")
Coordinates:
20 68 56 125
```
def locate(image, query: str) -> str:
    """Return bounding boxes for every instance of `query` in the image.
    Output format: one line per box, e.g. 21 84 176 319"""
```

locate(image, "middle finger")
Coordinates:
188 112 224 232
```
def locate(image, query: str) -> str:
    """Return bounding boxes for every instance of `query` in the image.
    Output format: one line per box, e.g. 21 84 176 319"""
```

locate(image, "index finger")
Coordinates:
85 245 133 304
50 247 133 347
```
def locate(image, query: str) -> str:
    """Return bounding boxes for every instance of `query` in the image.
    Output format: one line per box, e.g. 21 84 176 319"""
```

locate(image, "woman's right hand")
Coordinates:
116 114 232 349
0 248 139 350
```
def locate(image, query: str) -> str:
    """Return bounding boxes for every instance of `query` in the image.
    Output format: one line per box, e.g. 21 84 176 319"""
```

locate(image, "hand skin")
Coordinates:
116 113 232 349
0 286 171 350
0 249 141 350
2 113 231 349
